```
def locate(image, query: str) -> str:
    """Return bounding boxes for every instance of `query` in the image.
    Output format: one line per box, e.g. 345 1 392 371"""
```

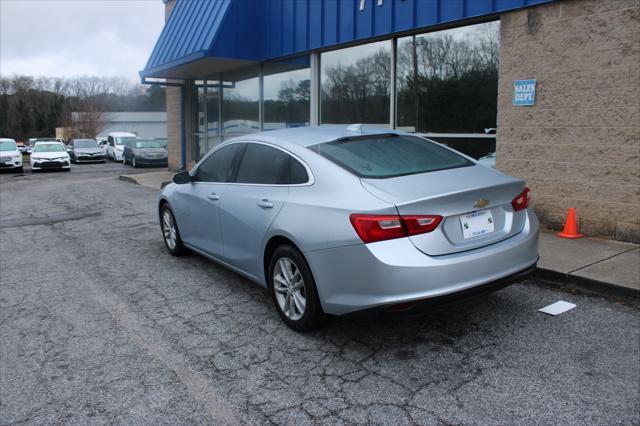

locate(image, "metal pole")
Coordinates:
310 52 320 126
180 86 186 170
259 64 264 131
390 38 397 129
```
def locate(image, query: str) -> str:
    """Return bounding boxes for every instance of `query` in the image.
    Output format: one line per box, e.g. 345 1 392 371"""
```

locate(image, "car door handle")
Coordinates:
207 193 220 201
257 199 274 209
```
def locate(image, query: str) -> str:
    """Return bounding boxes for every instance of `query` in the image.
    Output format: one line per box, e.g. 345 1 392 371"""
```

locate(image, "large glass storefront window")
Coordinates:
321 40 391 126
396 22 499 161
221 67 259 141
263 57 310 130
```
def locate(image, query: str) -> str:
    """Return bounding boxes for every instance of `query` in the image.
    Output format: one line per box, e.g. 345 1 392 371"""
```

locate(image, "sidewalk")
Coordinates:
119 171 639 296
537 231 639 295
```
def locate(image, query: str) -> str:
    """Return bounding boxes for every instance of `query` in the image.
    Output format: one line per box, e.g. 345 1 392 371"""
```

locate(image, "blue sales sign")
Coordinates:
513 79 536 106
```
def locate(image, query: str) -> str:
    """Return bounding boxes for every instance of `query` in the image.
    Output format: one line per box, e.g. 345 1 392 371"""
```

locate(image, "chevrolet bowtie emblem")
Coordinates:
474 199 490 208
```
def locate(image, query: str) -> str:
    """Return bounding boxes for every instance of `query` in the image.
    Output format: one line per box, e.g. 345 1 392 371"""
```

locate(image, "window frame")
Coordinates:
190 140 314 187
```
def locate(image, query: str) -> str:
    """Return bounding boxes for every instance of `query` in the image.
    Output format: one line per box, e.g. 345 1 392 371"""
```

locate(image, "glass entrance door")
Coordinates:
191 82 221 162
205 90 220 152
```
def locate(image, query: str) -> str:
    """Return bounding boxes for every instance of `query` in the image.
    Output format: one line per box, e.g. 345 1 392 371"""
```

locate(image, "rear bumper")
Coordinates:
306 209 539 315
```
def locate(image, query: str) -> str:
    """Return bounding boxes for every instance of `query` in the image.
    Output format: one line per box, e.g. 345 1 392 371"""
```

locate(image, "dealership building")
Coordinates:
141 0 639 243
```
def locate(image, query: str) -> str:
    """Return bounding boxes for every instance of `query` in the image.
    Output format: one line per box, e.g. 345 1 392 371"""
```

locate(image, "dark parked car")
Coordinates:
123 139 168 168
67 139 105 163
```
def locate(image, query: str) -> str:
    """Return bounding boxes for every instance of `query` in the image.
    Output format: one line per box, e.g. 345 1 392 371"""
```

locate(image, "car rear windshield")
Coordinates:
310 134 473 179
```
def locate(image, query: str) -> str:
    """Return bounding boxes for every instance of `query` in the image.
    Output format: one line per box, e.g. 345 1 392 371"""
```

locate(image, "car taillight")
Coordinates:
402 215 443 236
511 187 530 211
350 214 443 244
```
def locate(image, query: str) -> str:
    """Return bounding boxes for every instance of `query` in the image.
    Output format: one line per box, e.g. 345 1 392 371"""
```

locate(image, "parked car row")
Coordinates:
1 132 168 173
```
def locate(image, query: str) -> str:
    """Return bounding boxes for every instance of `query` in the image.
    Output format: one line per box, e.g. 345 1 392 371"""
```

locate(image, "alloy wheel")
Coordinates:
272 257 306 320
162 210 177 250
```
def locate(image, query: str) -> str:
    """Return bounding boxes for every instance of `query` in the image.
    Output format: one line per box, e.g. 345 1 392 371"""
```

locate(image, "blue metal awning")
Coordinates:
142 0 234 78
142 0 554 80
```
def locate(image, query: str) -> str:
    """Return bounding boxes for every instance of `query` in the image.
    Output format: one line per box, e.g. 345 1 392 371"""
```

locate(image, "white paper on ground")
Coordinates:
539 300 576 315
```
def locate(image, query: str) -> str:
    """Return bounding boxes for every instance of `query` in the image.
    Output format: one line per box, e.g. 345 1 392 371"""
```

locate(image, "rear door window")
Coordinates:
194 143 242 183
310 134 473 179
235 143 306 185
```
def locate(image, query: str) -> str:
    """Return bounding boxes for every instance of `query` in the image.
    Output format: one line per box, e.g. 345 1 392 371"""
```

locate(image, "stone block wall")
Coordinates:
165 0 182 171
497 0 640 242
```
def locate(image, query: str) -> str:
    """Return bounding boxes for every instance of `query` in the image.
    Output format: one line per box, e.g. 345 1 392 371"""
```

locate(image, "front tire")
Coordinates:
268 245 325 332
160 204 185 256
132 156 137 168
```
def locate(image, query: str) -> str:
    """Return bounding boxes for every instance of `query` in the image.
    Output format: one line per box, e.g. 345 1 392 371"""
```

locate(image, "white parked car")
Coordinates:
0 138 23 172
30 142 71 172
106 132 137 162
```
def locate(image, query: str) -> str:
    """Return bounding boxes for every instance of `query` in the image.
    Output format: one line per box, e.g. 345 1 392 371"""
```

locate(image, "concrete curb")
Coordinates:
532 267 640 306
118 175 139 185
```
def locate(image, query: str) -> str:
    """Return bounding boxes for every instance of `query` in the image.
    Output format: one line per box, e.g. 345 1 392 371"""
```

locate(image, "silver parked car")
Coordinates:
159 126 539 331
68 139 105 163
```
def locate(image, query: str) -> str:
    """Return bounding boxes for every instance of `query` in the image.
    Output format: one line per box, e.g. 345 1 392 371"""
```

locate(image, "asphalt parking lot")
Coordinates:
1 162 638 425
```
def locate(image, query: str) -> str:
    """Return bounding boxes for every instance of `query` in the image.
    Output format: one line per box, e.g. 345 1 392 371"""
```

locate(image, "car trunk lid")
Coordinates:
361 165 527 255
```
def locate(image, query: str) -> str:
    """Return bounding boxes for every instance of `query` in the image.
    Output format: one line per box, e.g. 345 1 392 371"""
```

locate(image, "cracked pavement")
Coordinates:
1 163 639 425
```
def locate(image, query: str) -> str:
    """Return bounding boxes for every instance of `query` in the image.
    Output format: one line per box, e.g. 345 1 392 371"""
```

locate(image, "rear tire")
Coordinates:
160 204 185 256
268 245 325 332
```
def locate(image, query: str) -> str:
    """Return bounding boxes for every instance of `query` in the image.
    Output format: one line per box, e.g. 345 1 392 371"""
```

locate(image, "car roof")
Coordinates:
0 138 16 142
224 125 404 148
33 141 63 145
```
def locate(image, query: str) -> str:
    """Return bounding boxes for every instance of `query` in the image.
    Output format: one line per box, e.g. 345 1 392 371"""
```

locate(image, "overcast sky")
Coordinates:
0 0 164 82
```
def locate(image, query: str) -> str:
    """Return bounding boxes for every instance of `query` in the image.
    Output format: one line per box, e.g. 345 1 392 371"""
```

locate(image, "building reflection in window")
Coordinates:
321 40 391 126
263 56 310 130
221 67 259 141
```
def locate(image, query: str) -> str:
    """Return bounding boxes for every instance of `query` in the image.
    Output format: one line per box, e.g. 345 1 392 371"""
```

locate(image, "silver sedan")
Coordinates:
159 126 539 331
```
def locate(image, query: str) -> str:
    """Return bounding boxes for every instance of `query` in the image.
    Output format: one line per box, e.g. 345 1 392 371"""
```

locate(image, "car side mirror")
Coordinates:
172 170 192 184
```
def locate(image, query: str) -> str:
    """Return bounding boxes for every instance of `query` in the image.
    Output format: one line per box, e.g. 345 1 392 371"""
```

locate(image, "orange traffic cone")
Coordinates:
557 208 583 239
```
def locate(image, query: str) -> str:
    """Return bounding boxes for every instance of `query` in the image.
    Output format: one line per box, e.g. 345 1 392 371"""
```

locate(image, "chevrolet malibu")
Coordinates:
158 126 539 331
